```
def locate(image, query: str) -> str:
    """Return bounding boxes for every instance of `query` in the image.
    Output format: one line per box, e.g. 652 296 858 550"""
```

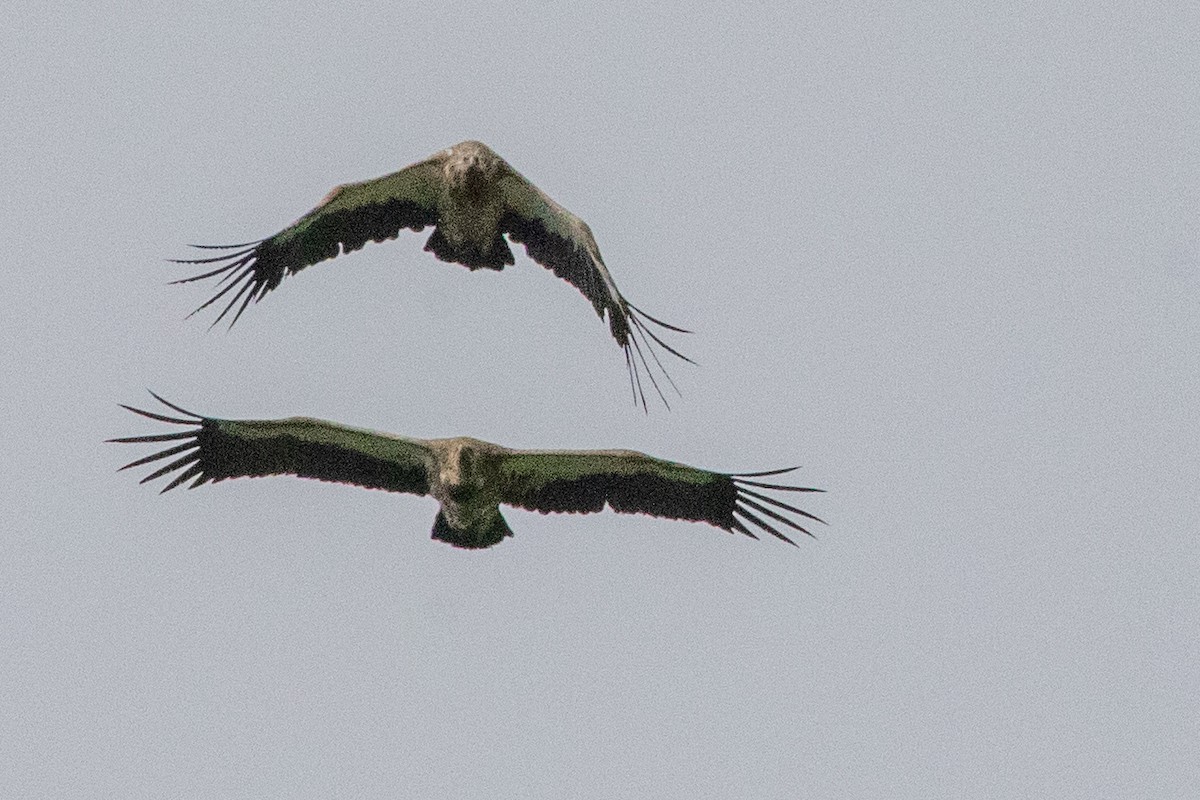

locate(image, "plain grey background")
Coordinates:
4 1 1197 797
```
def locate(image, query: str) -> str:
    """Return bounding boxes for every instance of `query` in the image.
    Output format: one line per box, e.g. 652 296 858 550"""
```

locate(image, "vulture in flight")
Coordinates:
173 140 691 409
111 394 824 549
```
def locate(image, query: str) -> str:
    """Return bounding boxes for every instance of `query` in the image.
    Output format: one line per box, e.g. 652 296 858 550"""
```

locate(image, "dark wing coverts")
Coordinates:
110 393 431 495
497 169 692 409
172 160 442 328
498 451 823 545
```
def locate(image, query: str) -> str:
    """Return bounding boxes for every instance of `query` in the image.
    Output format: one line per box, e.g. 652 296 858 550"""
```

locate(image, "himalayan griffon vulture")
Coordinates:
173 140 690 409
112 393 824 549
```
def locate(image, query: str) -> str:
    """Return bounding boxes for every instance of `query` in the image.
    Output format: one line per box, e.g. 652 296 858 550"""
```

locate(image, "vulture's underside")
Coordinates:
172 140 691 409
112 393 824 549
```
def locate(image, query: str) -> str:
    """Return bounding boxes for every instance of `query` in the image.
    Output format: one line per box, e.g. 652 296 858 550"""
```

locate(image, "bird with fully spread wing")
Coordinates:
111 393 823 549
173 140 691 409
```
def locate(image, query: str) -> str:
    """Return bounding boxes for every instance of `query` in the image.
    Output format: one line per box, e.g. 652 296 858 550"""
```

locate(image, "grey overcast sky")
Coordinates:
3 1 1197 797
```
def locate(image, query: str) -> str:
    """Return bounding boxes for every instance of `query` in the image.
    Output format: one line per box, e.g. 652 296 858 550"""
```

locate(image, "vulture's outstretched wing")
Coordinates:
110 393 433 495
171 156 443 328
497 167 693 410
497 450 823 545
169 141 693 411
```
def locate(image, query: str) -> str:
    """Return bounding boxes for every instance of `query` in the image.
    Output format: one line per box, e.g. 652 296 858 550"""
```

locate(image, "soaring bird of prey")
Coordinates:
111 394 824 549
173 140 691 409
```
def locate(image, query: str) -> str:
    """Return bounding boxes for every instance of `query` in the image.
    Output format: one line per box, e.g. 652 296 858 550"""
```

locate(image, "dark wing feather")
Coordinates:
497 451 823 545
171 157 443 327
496 169 692 411
110 392 432 495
